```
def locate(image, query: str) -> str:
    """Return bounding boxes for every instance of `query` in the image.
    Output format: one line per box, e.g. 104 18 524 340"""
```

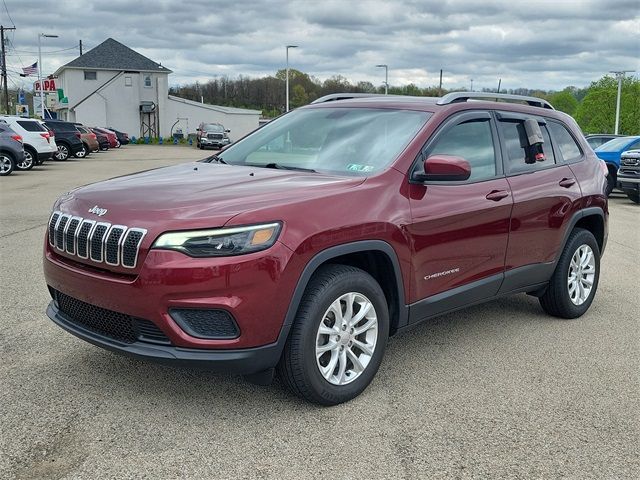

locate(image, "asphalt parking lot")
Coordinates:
0 145 638 479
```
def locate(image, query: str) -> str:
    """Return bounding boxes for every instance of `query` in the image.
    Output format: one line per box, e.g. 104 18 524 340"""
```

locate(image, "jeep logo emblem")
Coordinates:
88 205 108 217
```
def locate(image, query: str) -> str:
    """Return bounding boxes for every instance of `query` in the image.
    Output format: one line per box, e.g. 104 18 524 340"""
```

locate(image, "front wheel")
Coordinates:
539 228 600 318
605 168 616 196
74 145 87 158
16 149 35 170
0 153 14 176
55 144 69 161
278 265 389 405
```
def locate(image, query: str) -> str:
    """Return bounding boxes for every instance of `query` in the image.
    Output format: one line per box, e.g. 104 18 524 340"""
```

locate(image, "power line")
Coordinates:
9 45 80 54
2 0 15 27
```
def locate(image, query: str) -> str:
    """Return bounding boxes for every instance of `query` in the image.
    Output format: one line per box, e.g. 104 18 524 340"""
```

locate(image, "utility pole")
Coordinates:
1 25 17 114
439 69 443 96
376 64 388 94
609 70 634 134
79 39 83 55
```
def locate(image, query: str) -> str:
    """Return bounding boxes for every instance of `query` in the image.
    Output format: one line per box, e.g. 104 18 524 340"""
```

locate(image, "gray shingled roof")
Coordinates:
60 38 172 73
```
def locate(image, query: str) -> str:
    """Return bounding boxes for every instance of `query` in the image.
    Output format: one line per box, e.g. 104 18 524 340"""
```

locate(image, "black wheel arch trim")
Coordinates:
274 240 409 357
555 207 607 264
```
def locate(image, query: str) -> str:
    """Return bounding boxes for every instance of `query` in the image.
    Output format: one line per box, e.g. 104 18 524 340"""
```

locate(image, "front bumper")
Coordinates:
43 240 300 350
47 301 282 373
200 138 230 147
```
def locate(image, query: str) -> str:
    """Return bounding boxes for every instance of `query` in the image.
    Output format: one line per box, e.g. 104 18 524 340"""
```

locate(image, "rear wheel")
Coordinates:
0 153 14 176
16 148 35 170
539 228 600 318
278 265 389 405
605 167 616 196
55 143 69 161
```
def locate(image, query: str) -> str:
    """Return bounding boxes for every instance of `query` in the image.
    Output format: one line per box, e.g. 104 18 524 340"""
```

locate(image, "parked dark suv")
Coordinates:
43 120 84 161
196 122 231 149
617 149 640 203
44 92 608 405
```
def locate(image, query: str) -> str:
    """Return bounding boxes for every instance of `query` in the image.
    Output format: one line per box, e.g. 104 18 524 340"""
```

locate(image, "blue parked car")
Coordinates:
595 136 640 196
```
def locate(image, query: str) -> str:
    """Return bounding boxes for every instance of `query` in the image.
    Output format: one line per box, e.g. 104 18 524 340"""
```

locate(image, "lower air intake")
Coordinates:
169 308 240 339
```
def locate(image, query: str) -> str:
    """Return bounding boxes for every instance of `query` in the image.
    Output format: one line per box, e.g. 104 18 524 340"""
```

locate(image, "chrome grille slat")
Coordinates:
55 215 70 251
48 210 146 269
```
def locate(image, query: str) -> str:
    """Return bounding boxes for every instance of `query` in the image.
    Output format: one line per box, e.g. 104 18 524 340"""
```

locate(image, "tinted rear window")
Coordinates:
548 122 582 162
17 120 46 132
46 122 78 132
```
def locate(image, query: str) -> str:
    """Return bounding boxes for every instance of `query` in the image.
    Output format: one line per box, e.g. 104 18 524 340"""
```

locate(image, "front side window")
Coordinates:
214 107 431 176
427 119 497 181
548 121 582 162
84 71 97 80
499 121 556 173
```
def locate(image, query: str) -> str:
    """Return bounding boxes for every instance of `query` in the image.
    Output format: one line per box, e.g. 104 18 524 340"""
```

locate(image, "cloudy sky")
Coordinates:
3 0 639 92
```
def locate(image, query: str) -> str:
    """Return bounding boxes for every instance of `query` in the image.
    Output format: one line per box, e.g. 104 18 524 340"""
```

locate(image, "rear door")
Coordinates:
496 112 582 292
406 111 512 320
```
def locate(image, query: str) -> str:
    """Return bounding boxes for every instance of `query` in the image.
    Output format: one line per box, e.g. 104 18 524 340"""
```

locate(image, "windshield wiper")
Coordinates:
259 162 317 173
202 154 227 164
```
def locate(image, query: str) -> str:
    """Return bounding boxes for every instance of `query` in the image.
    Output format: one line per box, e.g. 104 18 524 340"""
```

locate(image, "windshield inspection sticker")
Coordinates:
347 164 375 172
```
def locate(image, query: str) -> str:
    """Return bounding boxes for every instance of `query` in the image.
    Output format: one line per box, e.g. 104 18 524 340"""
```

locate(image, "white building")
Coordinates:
53 38 261 140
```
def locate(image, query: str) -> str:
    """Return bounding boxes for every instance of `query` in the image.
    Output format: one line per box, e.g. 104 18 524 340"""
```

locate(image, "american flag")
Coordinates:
22 62 38 76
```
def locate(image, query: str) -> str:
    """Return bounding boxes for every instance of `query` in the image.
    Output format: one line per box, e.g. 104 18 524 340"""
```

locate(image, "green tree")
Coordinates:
548 89 579 115
575 75 640 135
290 84 309 108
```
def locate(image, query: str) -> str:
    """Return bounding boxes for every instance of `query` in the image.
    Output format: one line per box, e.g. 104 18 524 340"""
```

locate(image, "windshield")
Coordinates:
596 136 640 152
214 107 431 176
204 124 224 132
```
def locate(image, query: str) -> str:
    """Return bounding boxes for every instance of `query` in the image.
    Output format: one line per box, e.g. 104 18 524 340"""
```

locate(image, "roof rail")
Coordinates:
311 93 387 104
437 92 554 110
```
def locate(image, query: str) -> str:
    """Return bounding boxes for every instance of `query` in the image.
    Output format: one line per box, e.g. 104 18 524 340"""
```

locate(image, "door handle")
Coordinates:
559 178 576 188
485 190 509 201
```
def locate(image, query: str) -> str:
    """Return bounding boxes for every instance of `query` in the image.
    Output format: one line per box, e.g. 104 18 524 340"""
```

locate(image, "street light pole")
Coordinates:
610 70 634 135
38 33 59 119
285 45 298 112
376 64 388 94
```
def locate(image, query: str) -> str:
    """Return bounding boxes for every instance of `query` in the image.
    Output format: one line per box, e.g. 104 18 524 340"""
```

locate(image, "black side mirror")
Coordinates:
225 129 231 133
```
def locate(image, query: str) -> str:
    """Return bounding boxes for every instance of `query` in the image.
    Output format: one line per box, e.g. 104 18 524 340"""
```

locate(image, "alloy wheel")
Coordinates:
315 292 378 385
567 244 596 306
0 155 12 174
17 151 34 169
75 146 86 158
56 145 69 160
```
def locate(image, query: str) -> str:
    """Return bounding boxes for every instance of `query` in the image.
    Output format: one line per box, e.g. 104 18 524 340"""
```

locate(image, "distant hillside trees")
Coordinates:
170 73 640 135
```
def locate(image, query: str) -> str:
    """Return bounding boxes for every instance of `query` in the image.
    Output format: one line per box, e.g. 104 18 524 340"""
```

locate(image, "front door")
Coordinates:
406 111 512 322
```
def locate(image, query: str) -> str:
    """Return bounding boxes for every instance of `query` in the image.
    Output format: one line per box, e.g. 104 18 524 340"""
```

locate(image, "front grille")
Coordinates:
169 308 239 339
54 290 171 345
207 133 223 140
48 211 147 269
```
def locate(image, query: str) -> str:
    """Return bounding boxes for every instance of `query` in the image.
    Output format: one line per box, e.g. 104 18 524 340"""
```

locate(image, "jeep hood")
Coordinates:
56 162 364 230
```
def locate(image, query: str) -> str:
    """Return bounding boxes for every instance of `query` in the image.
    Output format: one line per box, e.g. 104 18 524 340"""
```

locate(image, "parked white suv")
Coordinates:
0 116 57 170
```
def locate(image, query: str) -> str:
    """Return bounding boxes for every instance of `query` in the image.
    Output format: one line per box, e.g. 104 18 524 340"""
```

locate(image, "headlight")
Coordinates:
152 222 282 257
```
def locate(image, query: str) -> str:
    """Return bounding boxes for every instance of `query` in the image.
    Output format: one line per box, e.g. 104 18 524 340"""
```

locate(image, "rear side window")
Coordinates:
17 120 46 132
428 120 497 181
548 121 582 162
47 122 77 132
499 120 556 173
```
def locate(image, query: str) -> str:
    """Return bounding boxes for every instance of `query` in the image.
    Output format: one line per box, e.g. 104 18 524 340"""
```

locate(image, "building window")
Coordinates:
84 71 97 80
143 74 152 88
124 76 132 87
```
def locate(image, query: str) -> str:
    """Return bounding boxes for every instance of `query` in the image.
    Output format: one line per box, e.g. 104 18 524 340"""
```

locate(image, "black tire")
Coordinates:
74 144 87 158
626 192 640 204
278 264 389 405
605 168 616 196
0 152 14 176
539 228 600 319
55 143 70 161
16 148 35 170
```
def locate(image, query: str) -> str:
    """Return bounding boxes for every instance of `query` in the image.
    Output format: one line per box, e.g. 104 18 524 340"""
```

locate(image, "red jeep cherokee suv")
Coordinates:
44 92 608 405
